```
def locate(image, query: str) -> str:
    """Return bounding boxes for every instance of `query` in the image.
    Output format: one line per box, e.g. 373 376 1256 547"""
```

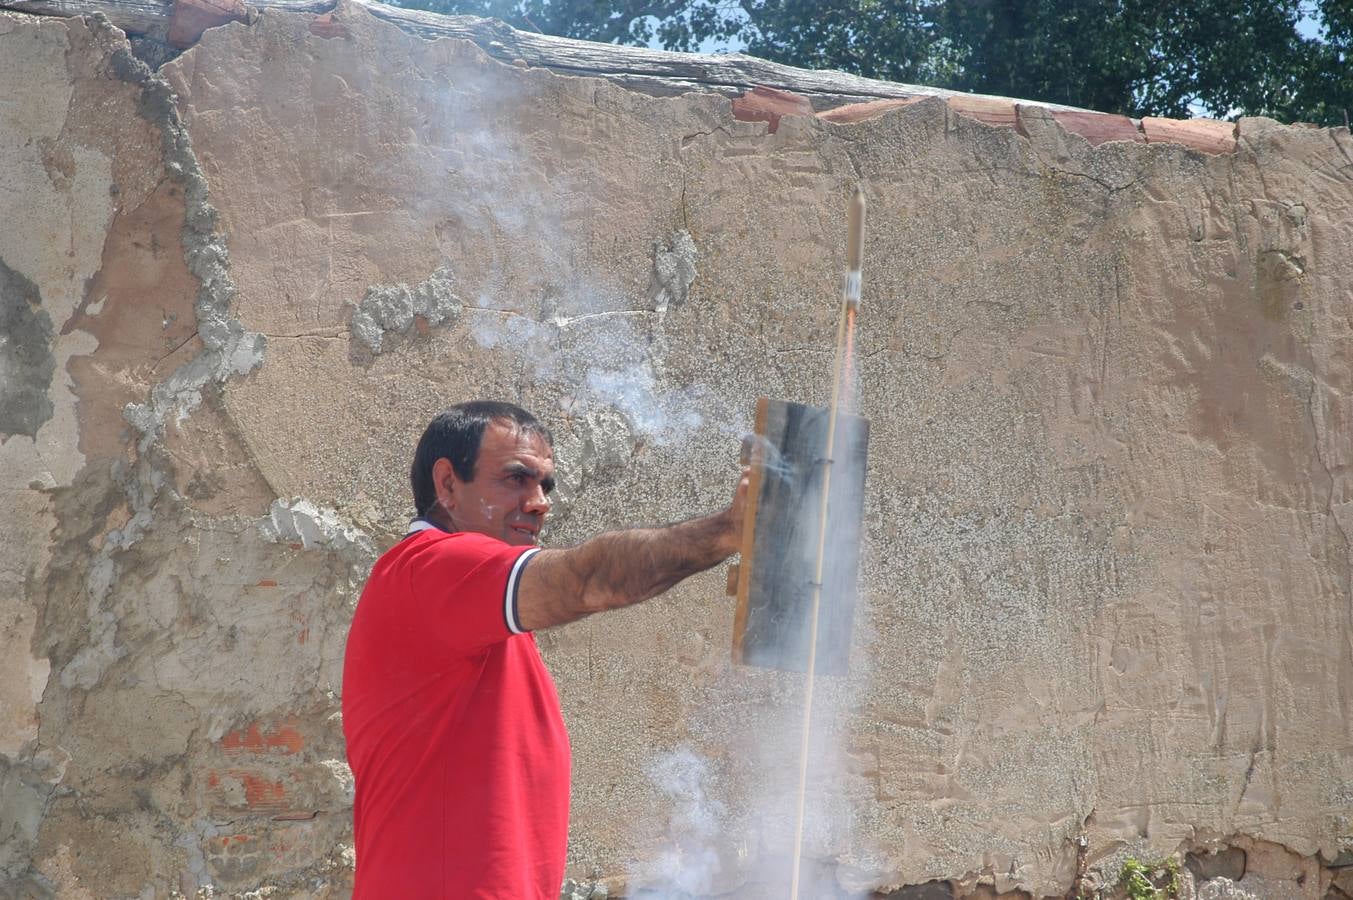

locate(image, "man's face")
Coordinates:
439 421 555 546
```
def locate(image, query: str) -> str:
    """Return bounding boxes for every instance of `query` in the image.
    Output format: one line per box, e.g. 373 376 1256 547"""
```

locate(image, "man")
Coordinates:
342 400 747 898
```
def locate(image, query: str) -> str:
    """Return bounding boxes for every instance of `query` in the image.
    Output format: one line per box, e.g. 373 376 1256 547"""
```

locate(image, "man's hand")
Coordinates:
517 463 752 632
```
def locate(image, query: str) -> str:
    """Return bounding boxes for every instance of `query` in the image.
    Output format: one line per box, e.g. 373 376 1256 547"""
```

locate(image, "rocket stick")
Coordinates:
788 187 866 900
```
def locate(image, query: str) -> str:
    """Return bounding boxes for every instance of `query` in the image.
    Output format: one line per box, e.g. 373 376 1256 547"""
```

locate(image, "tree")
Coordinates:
383 0 1353 126
1293 0 1352 126
376 0 721 46
925 0 1311 119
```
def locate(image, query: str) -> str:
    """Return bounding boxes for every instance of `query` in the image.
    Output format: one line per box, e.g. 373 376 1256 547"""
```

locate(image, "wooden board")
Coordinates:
732 397 868 675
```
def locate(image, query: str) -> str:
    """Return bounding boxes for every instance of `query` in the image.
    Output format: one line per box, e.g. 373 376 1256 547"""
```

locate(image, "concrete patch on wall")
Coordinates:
648 229 698 316
104 21 266 448
349 263 461 356
31 479 365 894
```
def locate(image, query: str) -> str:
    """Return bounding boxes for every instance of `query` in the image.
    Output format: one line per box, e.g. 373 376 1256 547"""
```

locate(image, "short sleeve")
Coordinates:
404 531 540 654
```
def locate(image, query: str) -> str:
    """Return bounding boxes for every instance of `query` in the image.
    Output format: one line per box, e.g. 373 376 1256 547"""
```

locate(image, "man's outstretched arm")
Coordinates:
516 472 748 631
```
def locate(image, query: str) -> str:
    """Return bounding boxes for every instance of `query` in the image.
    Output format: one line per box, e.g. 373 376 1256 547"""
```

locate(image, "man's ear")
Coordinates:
431 457 457 511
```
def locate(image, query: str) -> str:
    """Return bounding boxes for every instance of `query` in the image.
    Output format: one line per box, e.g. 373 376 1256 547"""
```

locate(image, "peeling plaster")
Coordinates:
0 258 55 439
258 497 375 558
42 16 271 693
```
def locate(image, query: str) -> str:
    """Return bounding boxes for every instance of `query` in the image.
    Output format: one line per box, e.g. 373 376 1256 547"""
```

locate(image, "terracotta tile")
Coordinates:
947 94 1018 128
1140 116 1237 154
1047 110 1144 146
731 85 814 133
817 97 926 124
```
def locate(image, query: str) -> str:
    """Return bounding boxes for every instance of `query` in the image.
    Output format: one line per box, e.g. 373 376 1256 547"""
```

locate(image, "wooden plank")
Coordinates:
732 398 868 676
729 396 768 666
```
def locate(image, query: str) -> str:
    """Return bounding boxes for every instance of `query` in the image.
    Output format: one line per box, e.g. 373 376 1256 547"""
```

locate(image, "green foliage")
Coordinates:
383 0 1353 126
1119 856 1181 900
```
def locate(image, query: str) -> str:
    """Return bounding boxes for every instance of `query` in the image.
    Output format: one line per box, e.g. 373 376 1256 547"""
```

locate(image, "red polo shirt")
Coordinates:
342 524 571 898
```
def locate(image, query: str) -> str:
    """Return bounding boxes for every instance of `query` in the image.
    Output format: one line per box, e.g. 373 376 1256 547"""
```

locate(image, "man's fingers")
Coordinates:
730 468 751 521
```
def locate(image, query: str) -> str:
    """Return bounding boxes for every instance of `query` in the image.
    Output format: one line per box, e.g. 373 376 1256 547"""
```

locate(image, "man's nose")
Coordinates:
522 484 551 515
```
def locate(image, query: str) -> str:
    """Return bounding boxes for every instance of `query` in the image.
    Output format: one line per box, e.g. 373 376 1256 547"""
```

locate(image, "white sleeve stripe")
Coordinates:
504 548 541 635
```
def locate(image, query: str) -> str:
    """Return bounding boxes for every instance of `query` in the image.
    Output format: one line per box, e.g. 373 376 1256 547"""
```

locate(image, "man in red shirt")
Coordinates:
342 400 746 898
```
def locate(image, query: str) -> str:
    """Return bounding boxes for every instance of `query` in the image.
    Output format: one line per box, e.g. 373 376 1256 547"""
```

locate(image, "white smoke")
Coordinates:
629 746 727 898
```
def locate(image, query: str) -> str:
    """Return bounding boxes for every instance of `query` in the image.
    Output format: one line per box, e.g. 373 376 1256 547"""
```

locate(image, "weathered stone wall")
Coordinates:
1 3 1350 898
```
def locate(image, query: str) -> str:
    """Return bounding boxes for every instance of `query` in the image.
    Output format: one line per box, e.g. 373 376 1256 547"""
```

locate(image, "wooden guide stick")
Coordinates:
788 187 866 900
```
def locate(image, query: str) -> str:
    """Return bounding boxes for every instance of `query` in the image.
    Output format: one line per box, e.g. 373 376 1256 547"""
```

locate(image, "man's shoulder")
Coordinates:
376 528 520 575
407 528 513 553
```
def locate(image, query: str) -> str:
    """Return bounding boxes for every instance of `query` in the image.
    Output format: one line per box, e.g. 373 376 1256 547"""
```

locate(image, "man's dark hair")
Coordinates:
410 401 553 517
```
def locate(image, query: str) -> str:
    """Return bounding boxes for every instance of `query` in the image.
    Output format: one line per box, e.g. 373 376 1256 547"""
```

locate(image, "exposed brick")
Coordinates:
240 773 286 809
1140 116 1237 153
206 768 289 811
220 719 304 754
731 86 814 134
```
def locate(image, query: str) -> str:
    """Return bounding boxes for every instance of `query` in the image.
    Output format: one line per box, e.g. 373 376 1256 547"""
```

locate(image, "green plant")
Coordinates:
1119 857 1181 900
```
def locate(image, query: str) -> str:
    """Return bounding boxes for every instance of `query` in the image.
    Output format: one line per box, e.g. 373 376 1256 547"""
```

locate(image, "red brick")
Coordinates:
240 773 286 809
221 719 304 754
